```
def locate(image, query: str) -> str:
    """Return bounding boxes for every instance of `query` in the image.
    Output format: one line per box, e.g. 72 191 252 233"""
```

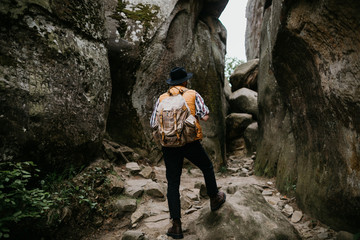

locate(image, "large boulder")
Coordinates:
226 113 253 140
0 0 111 169
105 0 228 167
229 58 259 92
229 88 258 118
189 185 301 240
255 0 360 232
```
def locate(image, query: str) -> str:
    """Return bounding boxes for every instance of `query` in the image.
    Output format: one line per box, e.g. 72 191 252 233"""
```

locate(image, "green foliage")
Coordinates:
0 161 107 238
354 233 360 240
44 164 82 188
44 165 108 226
219 166 228 174
0 161 53 238
284 177 297 196
225 56 245 79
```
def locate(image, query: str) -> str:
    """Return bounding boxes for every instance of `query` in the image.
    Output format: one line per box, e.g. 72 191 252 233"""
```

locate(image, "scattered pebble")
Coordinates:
282 204 294 217
291 211 303 223
262 190 273 196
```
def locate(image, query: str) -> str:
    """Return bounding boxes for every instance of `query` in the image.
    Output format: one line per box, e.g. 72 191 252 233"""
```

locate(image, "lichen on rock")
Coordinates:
0 0 111 170
110 0 160 42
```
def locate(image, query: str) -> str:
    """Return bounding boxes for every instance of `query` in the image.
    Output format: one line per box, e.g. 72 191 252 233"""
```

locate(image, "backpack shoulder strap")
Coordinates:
168 86 188 96
167 88 173 96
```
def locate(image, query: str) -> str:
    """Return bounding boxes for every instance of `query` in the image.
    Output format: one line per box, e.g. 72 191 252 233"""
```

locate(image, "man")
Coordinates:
150 67 226 239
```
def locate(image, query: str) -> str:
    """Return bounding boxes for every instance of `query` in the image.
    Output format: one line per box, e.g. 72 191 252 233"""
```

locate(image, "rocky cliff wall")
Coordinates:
0 0 111 169
245 0 264 60
105 0 228 166
254 0 360 232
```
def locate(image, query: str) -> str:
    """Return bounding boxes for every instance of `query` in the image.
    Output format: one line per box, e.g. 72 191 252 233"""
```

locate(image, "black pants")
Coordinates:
162 140 219 219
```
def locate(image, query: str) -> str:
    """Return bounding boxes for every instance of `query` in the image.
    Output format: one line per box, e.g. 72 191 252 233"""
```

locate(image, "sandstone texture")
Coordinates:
245 0 264 60
105 0 228 167
0 0 111 169
226 113 253 141
252 0 360 232
230 58 259 92
189 185 301 240
229 87 258 118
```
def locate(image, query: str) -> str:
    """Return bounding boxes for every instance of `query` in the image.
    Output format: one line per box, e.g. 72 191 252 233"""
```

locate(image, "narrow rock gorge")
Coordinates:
0 0 359 238
249 0 360 232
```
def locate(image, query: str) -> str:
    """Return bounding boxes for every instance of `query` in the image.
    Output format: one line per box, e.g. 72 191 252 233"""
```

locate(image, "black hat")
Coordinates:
166 67 193 86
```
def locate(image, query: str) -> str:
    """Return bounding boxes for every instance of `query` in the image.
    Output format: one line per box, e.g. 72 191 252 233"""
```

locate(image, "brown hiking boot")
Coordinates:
166 218 183 239
210 191 226 211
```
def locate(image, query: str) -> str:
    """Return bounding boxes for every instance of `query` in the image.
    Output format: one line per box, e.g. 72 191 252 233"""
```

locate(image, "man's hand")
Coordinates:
201 114 209 121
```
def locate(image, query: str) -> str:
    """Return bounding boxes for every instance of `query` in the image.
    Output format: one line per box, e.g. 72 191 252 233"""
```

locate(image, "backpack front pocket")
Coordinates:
184 115 197 142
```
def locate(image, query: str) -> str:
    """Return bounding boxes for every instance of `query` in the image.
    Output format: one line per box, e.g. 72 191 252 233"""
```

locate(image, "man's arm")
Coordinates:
201 114 209 121
195 92 210 121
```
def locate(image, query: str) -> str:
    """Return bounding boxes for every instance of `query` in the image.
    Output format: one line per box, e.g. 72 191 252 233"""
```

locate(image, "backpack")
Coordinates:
152 89 197 147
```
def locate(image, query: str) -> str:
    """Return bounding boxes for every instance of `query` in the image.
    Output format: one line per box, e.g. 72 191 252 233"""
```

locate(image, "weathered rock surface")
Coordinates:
228 137 247 157
291 211 303 223
63 147 338 240
139 166 155 179
224 76 232 101
126 162 141 175
336 231 356 240
230 58 259 92
122 230 146 240
108 198 137 218
226 113 253 140
189 185 301 240
106 174 125 195
229 88 258 118
105 0 228 167
144 181 166 199
245 0 264 60
254 0 360 232
244 122 258 154
0 0 111 169
103 139 142 163
124 179 153 198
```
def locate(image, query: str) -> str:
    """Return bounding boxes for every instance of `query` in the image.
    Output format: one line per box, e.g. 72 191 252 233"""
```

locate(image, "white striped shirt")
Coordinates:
150 92 209 127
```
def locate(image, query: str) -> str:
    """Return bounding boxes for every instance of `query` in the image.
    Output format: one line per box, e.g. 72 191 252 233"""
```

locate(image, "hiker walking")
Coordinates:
150 67 226 239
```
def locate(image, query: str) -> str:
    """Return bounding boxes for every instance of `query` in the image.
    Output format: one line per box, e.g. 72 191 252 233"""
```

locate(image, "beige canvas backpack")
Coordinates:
152 89 197 147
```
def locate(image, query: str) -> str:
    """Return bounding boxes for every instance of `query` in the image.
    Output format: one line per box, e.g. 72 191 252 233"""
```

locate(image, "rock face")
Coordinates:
105 0 228 166
245 0 264 60
229 88 258 118
226 113 253 141
230 58 259 92
189 185 301 240
0 0 111 169
104 0 178 155
254 0 360 232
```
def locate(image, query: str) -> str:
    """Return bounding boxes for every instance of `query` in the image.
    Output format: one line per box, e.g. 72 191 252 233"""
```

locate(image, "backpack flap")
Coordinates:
153 94 194 147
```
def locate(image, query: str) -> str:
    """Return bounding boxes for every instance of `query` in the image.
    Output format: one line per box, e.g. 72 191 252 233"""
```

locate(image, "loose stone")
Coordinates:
291 211 303 223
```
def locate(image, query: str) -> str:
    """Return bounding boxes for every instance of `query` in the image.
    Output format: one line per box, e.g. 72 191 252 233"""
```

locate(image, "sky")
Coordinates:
219 0 248 61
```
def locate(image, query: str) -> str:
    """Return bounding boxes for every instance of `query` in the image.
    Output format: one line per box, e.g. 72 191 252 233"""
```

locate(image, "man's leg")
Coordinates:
162 147 184 219
183 141 218 198
183 140 226 211
162 147 184 239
